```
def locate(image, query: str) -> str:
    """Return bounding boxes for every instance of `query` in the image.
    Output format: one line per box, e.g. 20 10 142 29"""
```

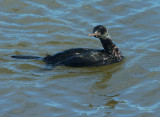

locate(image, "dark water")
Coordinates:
0 0 160 117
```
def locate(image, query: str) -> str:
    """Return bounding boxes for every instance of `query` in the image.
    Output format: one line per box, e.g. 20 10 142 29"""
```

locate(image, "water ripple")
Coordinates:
0 0 160 117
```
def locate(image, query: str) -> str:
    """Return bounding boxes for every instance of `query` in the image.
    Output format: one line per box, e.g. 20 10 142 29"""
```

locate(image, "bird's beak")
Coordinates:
88 33 99 37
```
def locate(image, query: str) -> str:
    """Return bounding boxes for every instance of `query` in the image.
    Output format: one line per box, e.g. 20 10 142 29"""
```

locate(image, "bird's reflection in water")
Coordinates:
89 61 125 109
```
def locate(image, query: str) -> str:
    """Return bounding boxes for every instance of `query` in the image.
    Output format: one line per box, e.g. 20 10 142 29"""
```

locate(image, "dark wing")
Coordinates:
44 48 95 65
59 52 104 67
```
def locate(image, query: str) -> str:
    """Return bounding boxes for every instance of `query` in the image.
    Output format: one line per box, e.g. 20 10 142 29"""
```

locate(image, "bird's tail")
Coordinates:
11 55 43 61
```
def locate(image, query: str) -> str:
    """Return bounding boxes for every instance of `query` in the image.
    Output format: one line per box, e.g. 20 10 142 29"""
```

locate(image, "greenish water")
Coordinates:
0 0 160 117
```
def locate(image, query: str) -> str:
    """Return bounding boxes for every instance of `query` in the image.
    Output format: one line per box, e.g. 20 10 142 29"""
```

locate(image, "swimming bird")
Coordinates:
11 25 124 67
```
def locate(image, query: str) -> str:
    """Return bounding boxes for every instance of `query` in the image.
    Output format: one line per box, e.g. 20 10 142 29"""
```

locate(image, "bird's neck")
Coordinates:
99 37 123 60
99 37 114 51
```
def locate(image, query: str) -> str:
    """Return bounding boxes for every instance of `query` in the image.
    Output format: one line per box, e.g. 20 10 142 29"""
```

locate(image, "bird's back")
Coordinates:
43 48 123 67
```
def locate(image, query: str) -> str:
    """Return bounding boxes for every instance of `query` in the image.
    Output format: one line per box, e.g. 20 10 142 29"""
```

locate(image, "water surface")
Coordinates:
0 0 160 117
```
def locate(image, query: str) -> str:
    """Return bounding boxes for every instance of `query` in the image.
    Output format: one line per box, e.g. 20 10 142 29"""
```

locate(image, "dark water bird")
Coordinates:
11 25 124 67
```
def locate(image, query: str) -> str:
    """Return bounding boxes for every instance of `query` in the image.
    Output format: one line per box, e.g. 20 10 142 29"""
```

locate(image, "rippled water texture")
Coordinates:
0 0 160 117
